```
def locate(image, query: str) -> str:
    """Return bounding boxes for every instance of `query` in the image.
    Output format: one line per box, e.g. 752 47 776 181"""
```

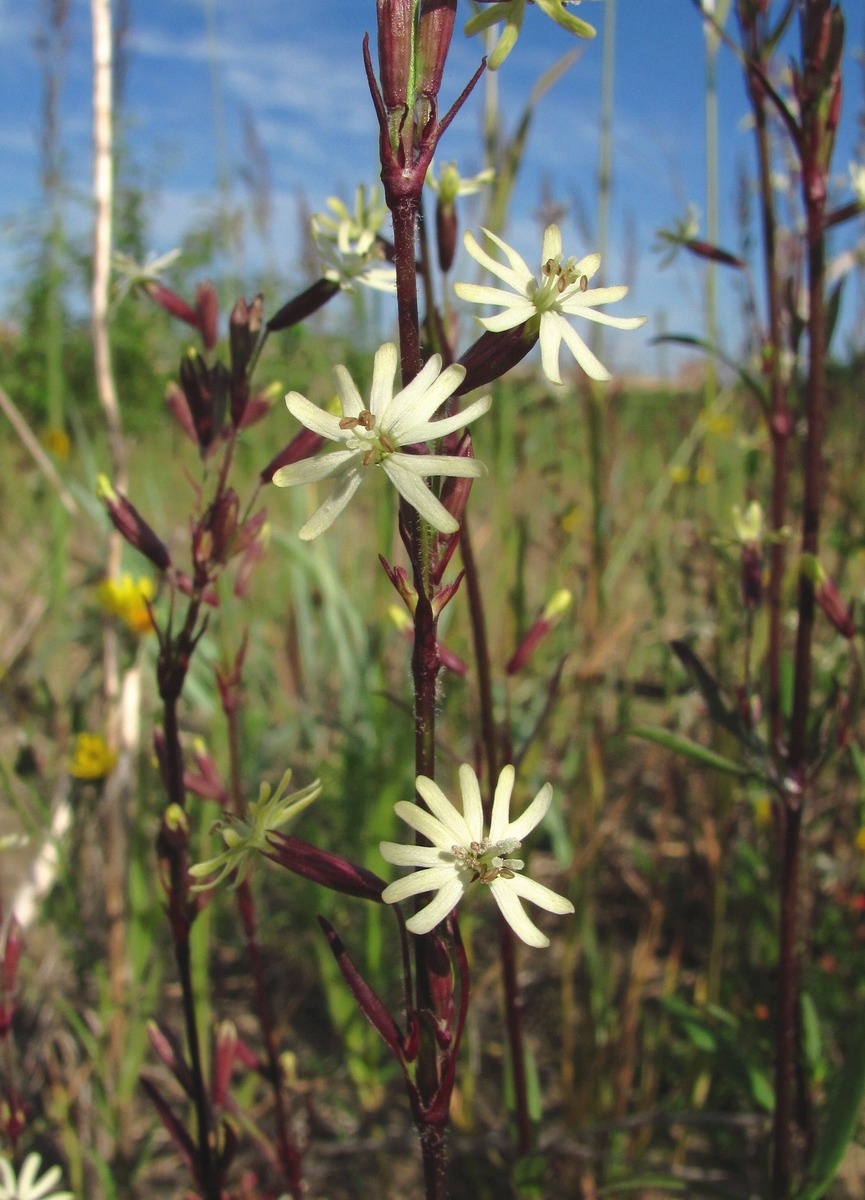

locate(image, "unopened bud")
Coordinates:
456 323 538 394
506 589 572 675
267 279 340 332
802 554 855 639
97 476 172 571
262 428 324 483
195 281 219 352
417 0 456 105
179 351 229 455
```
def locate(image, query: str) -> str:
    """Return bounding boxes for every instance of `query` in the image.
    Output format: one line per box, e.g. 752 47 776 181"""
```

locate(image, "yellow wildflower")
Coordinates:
97 574 156 634
70 733 117 781
855 827 865 854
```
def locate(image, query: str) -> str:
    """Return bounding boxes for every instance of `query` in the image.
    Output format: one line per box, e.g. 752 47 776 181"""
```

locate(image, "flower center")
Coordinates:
339 409 397 465
451 837 524 884
531 254 587 312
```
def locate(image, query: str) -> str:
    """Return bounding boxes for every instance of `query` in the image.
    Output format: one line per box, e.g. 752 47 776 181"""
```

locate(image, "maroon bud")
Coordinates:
195 281 219 352
196 488 241 566
147 1020 195 1097
143 281 200 329
418 0 456 104
426 932 454 1047
684 239 746 270
376 0 416 113
816 576 856 639
98 477 172 571
266 834 386 902
267 279 340 333
179 352 229 455
229 296 263 426
165 381 198 444
380 555 417 613
237 392 271 431
436 196 457 272
456 322 538 394
212 1021 237 1107
260 428 324 483
438 641 467 675
506 590 572 676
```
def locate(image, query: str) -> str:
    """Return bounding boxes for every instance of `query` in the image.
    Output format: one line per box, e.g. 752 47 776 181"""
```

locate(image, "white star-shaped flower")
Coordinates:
311 186 396 293
0 1154 74 1200
380 764 574 948
273 343 491 540
455 224 647 384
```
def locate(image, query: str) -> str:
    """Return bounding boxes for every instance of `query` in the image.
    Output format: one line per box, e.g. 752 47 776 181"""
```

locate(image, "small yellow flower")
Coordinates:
97 574 156 634
69 733 117 781
668 464 690 485
695 463 714 486
40 428 70 461
703 410 733 438
855 826 865 854
754 795 773 827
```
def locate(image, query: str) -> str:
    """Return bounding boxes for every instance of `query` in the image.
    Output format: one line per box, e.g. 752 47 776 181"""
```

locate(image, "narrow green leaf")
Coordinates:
630 725 750 778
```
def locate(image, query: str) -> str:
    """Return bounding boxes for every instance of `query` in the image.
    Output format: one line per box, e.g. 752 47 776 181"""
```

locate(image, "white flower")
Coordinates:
273 343 491 540
311 186 396 293
0 1153 74 1200
380 764 574 948
189 771 321 891
425 161 495 203
850 162 865 206
454 224 647 384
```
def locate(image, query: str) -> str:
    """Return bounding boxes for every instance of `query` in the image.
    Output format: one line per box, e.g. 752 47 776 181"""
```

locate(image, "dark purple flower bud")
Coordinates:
165 381 198 445
147 1020 194 1097
266 834 386 902
380 555 417 613
455 322 537 394
684 239 746 270
97 477 172 571
436 195 457 272
267 279 340 333
178 351 230 456
195 488 240 567
237 392 272 431
804 556 856 639
229 295 263 426
195 281 219 353
260 428 324 484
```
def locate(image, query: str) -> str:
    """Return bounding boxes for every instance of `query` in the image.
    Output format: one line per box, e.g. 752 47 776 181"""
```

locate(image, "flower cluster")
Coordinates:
455 224 646 384
380 764 574 948
273 342 490 539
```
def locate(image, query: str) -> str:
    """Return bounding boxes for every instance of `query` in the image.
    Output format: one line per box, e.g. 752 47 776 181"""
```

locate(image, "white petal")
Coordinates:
382 462 459 534
405 875 468 934
541 224 563 261
559 284 629 309
382 865 461 904
539 312 565 385
478 304 537 334
489 878 549 948
416 776 474 845
489 765 516 842
273 449 359 487
379 841 450 867
558 316 612 382
285 393 347 441
453 283 530 309
458 764 484 842
572 251 601 280
462 228 532 295
332 365 366 419
387 361 463 441
508 871 575 915
368 342 400 423
559 305 648 331
393 800 456 849
406 394 491 444
0 1158 14 1191
298 469 365 539
506 781 553 843
388 452 485 478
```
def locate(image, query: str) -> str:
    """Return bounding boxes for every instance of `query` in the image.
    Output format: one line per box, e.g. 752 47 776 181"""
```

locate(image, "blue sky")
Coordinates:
1 1 863 379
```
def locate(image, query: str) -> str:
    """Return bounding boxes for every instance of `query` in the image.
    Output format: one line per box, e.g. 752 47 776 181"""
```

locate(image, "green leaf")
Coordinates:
630 726 751 778
597 1177 688 1196
796 1006 865 1200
